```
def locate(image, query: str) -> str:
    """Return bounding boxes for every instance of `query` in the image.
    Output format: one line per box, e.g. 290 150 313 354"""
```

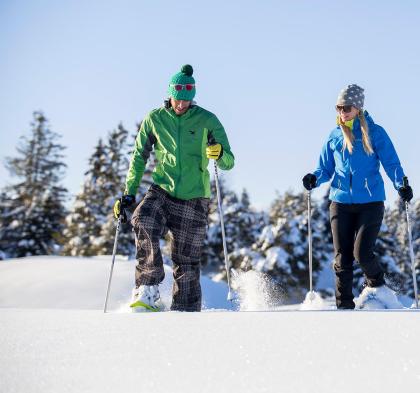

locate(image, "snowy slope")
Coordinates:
0 256 233 311
1 257 420 393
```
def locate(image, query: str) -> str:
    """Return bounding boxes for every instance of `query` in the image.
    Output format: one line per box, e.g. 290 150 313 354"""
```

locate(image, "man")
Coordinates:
114 64 235 312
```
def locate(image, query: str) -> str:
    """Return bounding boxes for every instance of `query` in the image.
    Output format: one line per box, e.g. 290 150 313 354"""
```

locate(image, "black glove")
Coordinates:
302 173 317 191
121 194 136 209
398 185 413 202
113 194 136 222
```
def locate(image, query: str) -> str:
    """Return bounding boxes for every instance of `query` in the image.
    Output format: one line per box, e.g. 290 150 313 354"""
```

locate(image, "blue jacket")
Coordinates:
313 112 405 204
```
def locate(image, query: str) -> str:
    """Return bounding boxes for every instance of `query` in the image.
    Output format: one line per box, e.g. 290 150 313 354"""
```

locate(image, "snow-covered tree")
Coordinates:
227 189 269 275
201 175 266 277
202 176 235 273
0 112 68 257
96 124 133 256
0 191 13 259
63 139 109 256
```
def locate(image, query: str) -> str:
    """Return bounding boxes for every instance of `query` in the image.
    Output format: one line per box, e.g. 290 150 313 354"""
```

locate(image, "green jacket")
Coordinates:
125 104 235 200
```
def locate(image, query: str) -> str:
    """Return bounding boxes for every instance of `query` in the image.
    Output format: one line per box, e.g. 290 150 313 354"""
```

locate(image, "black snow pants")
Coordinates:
329 201 385 309
131 184 210 312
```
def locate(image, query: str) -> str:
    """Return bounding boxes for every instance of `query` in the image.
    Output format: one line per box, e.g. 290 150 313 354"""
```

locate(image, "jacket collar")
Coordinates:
163 99 197 119
336 110 374 131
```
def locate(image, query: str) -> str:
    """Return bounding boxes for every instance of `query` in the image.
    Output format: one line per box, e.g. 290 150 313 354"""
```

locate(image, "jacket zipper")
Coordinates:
176 117 182 198
365 178 372 197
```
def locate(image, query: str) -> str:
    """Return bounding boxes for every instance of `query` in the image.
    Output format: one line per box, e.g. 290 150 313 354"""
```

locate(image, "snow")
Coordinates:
356 285 405 310
299 290 335 310
265 246 290 272
0 256 232 311
1 256 420 393
232 270 284 311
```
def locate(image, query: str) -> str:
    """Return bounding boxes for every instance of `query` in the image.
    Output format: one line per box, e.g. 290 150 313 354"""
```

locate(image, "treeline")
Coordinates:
0 112 419 299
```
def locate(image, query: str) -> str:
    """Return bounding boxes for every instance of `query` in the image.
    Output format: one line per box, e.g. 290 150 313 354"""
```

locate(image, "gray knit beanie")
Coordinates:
336 84 365 109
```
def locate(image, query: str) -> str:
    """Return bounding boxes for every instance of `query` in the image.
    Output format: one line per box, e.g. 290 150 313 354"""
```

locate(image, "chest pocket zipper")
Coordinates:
365 178 372 197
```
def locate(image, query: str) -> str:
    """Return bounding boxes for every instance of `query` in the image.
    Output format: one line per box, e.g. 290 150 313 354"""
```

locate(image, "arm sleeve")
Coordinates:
125 117 156 195
313 137 335 187
208 115 235 171
374 126 405 190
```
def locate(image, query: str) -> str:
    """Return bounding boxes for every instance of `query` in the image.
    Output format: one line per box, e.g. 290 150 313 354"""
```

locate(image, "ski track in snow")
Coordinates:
1 256 420 393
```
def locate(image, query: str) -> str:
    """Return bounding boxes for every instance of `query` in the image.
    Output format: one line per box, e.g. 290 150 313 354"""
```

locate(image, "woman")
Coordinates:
302 84 413 309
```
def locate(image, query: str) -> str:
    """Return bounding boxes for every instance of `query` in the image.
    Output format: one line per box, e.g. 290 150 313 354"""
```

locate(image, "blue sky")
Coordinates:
1 0 419 208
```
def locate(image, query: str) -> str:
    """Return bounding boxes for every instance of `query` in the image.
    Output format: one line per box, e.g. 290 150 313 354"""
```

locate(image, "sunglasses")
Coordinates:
170 84 195 91
336 105 353 113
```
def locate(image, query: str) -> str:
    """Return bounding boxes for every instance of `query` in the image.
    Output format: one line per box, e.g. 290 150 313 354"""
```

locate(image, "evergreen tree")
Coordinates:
0 112 68 257
0 191 13 259
96 124 133 256
63 139 109 256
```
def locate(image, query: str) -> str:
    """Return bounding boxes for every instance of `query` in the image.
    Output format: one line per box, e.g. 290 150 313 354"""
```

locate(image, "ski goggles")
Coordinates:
335 105 353 113
169 83 195 91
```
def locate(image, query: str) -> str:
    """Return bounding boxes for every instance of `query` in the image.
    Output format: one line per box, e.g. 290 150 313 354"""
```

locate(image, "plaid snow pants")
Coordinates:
131 184 210 311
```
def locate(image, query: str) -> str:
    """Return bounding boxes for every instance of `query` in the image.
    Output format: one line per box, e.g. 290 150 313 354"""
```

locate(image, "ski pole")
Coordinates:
104 214 122 313
403 177 418 308
307 190 315 300
213 159 234 301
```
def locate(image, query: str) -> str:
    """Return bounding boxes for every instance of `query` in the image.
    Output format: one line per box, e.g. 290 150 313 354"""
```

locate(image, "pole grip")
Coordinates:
207 129 216 146
403 176 409 187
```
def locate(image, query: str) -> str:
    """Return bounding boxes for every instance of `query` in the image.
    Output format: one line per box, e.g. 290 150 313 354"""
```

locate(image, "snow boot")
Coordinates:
130 285 161 312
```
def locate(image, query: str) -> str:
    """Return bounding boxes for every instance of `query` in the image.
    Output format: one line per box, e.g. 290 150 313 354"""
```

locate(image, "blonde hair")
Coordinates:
339 110 373 155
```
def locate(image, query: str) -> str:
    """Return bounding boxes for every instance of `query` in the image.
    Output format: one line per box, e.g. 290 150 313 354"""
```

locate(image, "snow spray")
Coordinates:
232 270 284 311
299 291 329 310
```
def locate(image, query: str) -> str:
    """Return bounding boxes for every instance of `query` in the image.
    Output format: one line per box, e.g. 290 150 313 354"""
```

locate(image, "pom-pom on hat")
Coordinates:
336 84 365 109
168 64 196 101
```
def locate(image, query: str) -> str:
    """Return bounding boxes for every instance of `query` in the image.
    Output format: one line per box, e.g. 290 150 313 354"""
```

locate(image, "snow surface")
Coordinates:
1 256 420 393
0 256 233 311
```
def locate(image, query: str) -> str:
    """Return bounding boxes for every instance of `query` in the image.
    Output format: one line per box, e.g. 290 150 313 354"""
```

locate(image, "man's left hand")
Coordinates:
114 194 136 221
206 144 223 160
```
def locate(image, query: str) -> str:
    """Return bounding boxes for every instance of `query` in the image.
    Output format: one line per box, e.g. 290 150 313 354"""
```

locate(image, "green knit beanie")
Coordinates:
168 64 196 101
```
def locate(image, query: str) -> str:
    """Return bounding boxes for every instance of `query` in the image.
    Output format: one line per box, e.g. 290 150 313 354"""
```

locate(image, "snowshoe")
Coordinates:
356 285 404 310
130 285 161 312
